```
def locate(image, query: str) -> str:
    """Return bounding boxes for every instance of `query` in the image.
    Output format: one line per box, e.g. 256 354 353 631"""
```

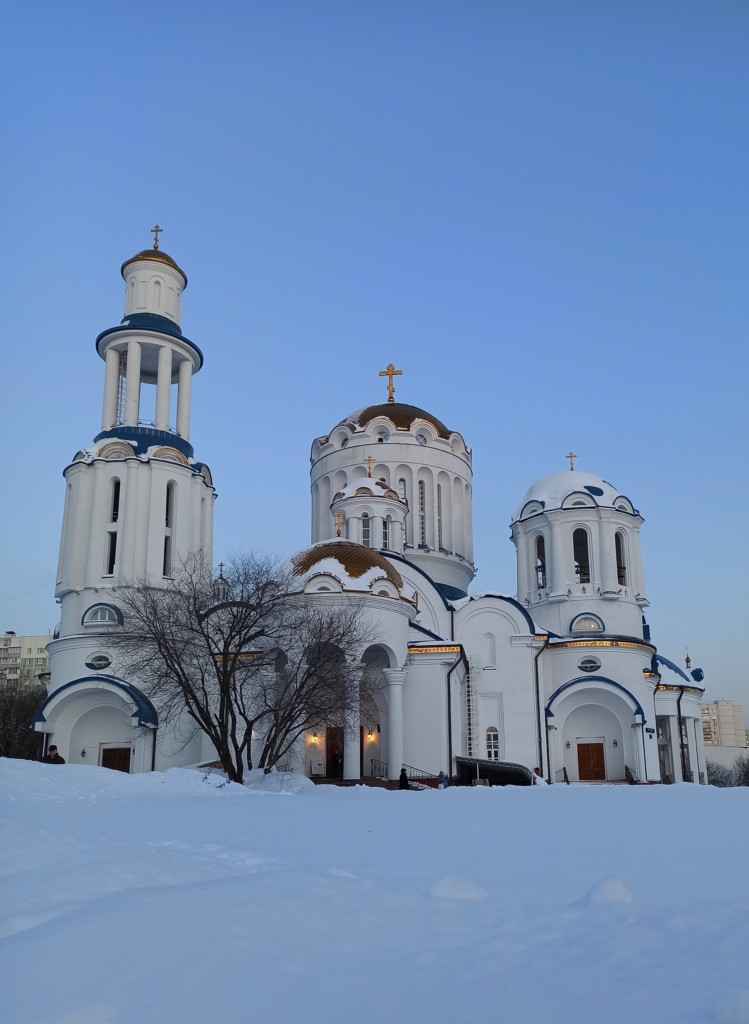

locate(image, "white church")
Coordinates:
34 238 707 785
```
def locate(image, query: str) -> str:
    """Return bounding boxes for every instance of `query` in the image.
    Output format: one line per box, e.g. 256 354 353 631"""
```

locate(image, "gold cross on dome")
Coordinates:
366 455 374 477
565 451 577 471
151 224 163 250
334 508 345 537
378 363 402 403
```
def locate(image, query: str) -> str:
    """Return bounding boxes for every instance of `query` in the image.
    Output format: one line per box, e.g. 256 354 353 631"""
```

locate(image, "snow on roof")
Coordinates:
512 470 639 522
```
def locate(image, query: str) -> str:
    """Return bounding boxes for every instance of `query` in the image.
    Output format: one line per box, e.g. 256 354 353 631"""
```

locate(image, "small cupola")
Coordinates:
330 468 408 553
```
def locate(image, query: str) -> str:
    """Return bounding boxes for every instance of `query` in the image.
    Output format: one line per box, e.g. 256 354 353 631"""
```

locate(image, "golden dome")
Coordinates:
340 402 452 439
292 541 404 589
121 248 188 285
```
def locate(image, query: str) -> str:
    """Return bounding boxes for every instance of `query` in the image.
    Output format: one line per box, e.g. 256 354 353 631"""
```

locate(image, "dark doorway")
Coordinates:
101 747 132 773
326 727 343 778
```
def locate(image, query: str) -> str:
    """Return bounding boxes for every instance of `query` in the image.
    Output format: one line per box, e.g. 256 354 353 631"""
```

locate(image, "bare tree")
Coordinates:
111 554 378 783
0 680 46 760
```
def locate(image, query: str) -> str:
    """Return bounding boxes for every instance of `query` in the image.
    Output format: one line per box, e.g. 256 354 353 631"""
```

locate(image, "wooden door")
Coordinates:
101 747 132 773
577 742 605 781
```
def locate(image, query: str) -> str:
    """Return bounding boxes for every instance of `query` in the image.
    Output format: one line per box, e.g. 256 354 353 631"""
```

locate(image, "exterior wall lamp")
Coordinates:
565 741 570 749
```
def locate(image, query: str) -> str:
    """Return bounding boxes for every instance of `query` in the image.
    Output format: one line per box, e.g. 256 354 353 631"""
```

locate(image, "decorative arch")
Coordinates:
82 603 123 626
546 676 645 722
483 632 496 669
32 676 158 732
570 612 605 633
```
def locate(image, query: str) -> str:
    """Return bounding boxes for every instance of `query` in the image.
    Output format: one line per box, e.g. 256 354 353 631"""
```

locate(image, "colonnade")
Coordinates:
101 340 194 439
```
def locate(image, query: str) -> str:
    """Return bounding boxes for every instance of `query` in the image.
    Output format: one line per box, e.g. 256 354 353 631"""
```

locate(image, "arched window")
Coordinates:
615 531 627 585
105 477 120 576
573 528 590 584
382 516 391 550
163 482 176 576
362 513 371 547
398 478 406 501
570 613 604 633
535 535 546 589
82 604 122 626
486 727 499 760
110 478 120 523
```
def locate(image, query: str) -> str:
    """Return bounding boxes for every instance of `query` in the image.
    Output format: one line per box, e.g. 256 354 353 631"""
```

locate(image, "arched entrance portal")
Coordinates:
546 678 646 783
32 676 158 773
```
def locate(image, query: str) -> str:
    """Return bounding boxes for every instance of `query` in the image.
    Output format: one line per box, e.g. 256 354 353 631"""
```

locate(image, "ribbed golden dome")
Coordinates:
292 541 403 588
121 248 187 285
340 403 452 439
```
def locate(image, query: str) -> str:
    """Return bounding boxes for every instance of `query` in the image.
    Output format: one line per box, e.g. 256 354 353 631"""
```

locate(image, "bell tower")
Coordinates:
510 467 648 638
51 231 216 659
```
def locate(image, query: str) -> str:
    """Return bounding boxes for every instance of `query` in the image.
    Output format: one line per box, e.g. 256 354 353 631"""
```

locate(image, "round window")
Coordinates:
415 433 428 446
85 654 111 671
578 657 601 673
340 437 349 448
376 430 389 443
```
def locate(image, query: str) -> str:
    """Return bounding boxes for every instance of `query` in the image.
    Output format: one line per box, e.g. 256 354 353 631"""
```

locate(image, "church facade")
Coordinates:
34 241 707 785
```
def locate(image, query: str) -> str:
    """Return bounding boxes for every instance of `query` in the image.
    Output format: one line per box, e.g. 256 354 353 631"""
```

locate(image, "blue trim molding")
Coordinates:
95 323 204 370
93 425 194 460
32 676 158 729
655 654 690 682
118 312 183 337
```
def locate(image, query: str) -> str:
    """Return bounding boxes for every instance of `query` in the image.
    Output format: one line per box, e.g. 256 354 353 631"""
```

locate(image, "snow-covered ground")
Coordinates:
1 760 748 1024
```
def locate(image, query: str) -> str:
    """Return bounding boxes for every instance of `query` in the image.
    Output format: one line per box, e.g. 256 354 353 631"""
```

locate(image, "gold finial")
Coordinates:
366 455 374 477
685 646 691 670
565 451 577 471
334 508 345 537
151 224 163 250
378 363 403 403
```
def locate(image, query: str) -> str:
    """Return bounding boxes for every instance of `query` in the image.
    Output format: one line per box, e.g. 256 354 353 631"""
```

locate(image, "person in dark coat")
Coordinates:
398 767 409 790
43 745 65 764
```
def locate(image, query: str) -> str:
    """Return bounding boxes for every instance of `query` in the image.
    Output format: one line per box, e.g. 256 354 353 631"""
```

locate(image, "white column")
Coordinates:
372 516 384 549
516 530 530 601
384 667 406 780
176 357 192 438
124 341 142 426
101 348 120 430
343 673 361 781
465 484 473 562
155 345 172 431
118 460 141 582
550 518 566 595
599 523 617 593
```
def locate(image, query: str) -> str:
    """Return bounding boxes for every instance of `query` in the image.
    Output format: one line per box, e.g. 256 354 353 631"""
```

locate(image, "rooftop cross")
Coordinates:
378 363 402 403
151 224 163 250
334 508 345 537
565 451 577 471
366 455 374 477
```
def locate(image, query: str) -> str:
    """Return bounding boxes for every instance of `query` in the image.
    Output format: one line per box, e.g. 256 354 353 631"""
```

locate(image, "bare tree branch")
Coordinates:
110 553 380 783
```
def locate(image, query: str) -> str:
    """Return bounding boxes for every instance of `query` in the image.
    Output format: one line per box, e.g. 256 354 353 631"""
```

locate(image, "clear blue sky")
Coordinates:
2 1 747 704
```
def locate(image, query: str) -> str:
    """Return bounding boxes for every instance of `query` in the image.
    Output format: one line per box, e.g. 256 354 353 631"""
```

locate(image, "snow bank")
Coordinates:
1 758 748 1024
